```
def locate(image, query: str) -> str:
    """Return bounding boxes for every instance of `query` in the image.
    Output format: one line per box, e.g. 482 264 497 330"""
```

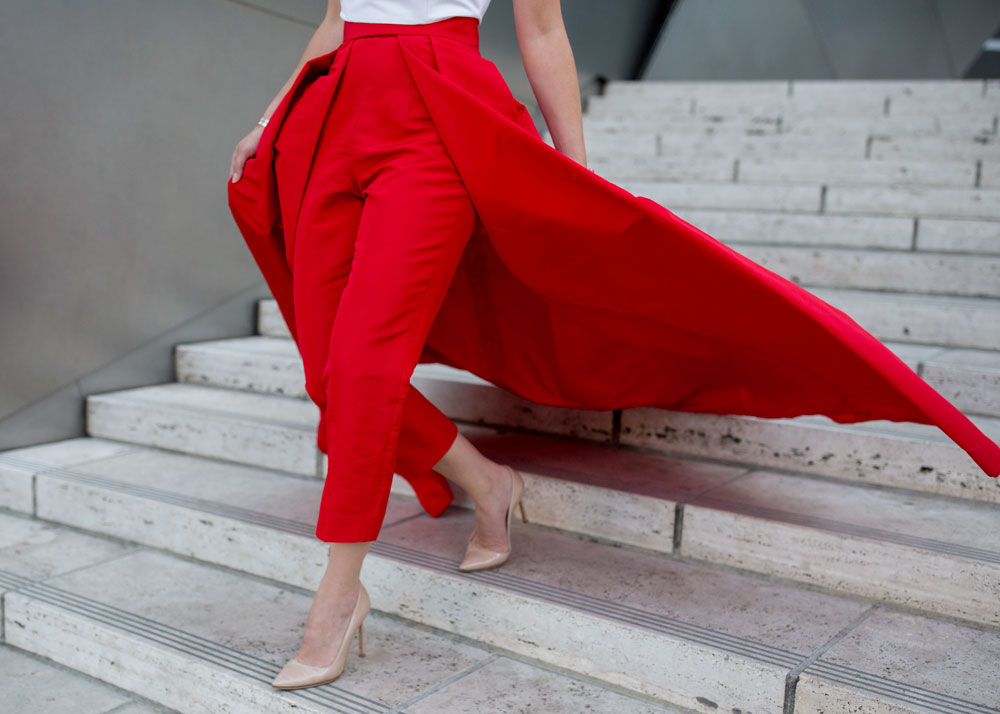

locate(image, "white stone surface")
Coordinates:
0 437 137 513
682 470 1000 625
0 512 134 582
14 442 868 713
916 217 1000 254
670 209 914 249
175 336 306 398
257 300 290 338
736 157 976 187
0 644 159 714
869 135 1000 162
733 246 1000 298
589 154 735 182
795 609 1000 713
825 185 1000 220
620 180 821 212
370 509 867 714
620 408 1000 504
810 288 1000 350
406 655 685 713
921 348 1000 417
85 383 320 475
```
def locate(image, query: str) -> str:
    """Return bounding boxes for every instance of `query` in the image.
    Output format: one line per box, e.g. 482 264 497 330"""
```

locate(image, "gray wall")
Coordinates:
644 0 1000 80
0 0 649 450
0 0 318 449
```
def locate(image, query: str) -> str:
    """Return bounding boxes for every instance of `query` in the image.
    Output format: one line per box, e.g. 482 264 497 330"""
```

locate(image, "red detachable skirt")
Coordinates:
228 16 1000 530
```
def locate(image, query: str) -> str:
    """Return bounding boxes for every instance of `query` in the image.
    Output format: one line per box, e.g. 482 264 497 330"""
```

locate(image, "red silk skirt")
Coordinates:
228 16 1000 542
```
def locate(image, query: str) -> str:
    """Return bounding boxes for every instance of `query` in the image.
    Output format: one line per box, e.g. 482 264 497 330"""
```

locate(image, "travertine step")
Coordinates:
612 179 1000 220
581 112 998 138
731 246 1000 299
807 288 1000 350
407 360 1000 504
665 211 996 256
591 154 982 188
601 79 991 103
63 378 1000 625
0 512 681 714
1 447 998 714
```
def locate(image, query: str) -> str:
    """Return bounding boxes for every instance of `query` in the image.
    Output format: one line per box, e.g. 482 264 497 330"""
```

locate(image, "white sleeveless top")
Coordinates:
339 0 492 25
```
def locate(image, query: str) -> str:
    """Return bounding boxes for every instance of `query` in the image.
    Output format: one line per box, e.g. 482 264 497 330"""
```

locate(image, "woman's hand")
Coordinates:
229 125 266 183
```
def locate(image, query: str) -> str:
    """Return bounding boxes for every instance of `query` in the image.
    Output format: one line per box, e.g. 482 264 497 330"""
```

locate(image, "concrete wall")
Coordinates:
0 0 653 450
644 0 1000 80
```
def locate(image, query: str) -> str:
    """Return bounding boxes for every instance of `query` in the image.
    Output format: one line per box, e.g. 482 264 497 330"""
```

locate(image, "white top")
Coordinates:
339 0 492 25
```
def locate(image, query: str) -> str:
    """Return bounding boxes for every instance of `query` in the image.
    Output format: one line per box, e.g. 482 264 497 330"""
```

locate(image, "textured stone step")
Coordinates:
1 514 680 714
809 288 1000 350
733 245 1000 299
825 185 1000 220
590 154 981 187
915 217 1000 253
734 157 978 187
85 382 320 476
1 643 174 714
584 132 866 159
602 79 990 104
869 134 1000 162
3 453 998 713
616 179 1000 220
617 179 824 212
583 112 997 138
586 100 998 137
408 362 1000 505
661 209 917 250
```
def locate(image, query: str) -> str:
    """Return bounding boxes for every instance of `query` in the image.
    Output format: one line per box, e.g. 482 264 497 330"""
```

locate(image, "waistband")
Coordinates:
343 16 479 49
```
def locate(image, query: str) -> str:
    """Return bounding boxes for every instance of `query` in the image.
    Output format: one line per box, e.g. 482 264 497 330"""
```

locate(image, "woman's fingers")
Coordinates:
229 129 263 183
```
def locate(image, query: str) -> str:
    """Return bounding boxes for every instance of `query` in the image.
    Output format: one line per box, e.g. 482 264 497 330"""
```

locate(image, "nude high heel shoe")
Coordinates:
271 581 370 690
458 464 527 572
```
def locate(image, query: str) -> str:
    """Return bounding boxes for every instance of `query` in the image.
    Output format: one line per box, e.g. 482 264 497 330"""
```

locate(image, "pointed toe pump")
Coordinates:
271 581 371 690
458 464 527 572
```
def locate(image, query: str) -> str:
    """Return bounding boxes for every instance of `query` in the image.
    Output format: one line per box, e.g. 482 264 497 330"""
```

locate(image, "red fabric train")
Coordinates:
228 19 1000 519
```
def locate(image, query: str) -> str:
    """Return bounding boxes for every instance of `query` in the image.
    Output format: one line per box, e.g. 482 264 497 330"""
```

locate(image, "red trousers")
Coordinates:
273 20 483 542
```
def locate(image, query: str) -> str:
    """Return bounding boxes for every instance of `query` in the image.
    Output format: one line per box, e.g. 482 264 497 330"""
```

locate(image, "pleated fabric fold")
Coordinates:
228 22 999 514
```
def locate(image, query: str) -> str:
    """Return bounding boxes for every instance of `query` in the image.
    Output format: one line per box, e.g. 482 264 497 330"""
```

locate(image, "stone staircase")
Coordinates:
2 78 999 714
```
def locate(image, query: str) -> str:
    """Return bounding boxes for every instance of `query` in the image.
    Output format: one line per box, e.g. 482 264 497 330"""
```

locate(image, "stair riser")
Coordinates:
175 346 308 400
582 114 996 137
620 408 999 504
3 597 316 714
175 346 307 399
734 247 1000 300
85 398 318 477
682 508 1000 627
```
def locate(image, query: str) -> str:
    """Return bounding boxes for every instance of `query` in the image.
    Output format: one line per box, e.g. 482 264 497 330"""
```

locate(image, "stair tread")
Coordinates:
0 513 680 713
9 434 998 569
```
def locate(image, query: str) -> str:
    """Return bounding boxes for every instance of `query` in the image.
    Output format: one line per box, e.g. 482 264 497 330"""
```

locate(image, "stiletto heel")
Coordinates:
458 464 525 572
357 621 365 657
271 582 371 690
517 499 527 523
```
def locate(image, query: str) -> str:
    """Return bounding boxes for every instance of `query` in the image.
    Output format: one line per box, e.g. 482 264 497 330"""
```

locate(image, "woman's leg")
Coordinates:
430 430 521 553
292 541 372 666
314 141 478 542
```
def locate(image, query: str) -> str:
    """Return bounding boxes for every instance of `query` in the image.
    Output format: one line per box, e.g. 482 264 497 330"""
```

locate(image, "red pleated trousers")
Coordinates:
273 19 483 543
